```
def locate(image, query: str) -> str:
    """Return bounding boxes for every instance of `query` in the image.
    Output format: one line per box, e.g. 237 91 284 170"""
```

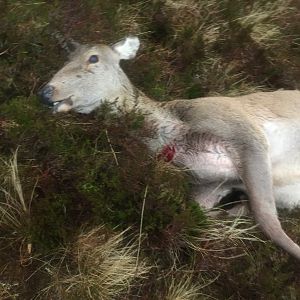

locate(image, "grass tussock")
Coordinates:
165 274 206 300
160 0 299 96
180 217 261 258
0 151 33 249
41 226 150 300
160 208 261 267
236 0 295 48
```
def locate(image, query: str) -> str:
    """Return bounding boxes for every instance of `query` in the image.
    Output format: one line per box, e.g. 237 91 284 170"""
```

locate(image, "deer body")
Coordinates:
39 36 300 260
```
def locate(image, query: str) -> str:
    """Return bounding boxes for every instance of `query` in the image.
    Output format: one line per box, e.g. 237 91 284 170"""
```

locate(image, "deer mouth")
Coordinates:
52 97 74 113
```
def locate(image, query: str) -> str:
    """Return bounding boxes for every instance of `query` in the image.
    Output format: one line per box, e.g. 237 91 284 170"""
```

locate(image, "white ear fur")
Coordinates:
112 36 140 60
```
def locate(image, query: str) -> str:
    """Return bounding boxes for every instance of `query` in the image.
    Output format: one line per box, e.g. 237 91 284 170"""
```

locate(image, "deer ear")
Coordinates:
112 36 140 60
51 31 81 54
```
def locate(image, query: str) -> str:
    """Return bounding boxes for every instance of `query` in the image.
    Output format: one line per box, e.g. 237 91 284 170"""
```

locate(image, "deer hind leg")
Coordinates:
224 182 300 216
193 184 250 216
217 188 250 216
192 184 229 210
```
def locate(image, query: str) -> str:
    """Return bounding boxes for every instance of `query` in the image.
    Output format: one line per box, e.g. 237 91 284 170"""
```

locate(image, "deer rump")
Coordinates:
166 98 300 260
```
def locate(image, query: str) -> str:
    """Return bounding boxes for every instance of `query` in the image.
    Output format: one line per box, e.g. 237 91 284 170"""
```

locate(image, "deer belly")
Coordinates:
263 121 300 164
173 147 238 182
263 121 294 162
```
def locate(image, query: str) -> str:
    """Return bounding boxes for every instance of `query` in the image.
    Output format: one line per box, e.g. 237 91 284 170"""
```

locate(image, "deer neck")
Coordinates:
117 86 188 153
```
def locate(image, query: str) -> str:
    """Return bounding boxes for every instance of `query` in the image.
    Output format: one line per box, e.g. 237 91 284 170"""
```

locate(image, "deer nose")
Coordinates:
38 85 55 106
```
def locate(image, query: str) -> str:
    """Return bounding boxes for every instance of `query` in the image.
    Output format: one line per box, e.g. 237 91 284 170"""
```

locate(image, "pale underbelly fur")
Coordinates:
264 120 300 209
172 121 300 210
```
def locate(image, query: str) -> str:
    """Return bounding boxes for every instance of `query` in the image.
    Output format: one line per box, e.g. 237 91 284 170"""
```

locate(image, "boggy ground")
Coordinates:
1 0 300 299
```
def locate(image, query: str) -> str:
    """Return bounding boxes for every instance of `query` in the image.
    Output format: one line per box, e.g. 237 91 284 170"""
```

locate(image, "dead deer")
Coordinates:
39 36 300 260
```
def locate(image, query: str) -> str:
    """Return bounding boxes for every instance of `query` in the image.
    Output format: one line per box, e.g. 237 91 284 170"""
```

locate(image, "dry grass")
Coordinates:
165 0 295 48
171 216 262 261
161 0 298 95
195 56 267 96
0 282 19 300
40 226 150 300
182 217 262 259
0 150 33 251
165 274 209 300
236 0 295 48
114 0 151 37
165 0 228 47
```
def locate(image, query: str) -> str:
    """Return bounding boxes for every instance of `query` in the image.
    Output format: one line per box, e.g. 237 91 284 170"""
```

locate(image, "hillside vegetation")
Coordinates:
1 0 300 299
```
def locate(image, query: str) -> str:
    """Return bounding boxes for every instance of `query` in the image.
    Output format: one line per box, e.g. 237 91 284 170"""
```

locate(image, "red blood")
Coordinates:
158 145 176 162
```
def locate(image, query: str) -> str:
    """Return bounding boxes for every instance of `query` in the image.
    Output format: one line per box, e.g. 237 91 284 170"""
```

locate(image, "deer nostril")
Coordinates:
39 85 55 106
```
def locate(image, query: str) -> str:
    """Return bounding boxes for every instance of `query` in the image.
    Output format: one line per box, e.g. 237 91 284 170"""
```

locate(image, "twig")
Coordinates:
105 129 119 166
136 185 148 271
0 49 9 56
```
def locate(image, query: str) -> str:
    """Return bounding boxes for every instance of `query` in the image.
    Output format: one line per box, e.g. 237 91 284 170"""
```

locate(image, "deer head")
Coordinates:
39 36 140 113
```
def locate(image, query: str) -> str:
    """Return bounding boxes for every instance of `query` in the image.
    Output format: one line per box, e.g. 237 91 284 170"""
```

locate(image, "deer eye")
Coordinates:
88 55 99 63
